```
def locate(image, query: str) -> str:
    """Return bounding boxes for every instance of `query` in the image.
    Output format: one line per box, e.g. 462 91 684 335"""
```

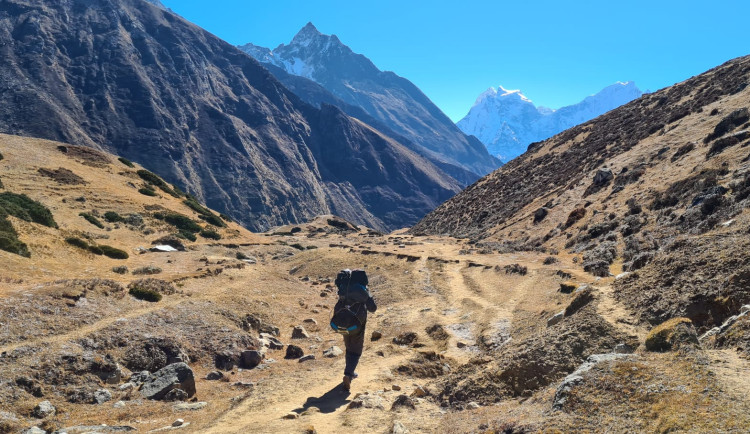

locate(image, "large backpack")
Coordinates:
330 269 369 335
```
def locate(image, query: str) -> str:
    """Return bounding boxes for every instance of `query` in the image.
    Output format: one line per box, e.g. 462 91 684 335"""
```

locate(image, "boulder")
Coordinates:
259 333 284 350
140 363 196 400
593 168 614 185
130 371 151 385
214 350 240 371
285 345 304 359
645 317 700 352
371 330 383 341
347 394 385 410
164 388 189 401
533 207 548 224
32 401 55 418
323 346 343 358
292 326 310 339
391 394 416 410
205 371 223 381
240 350 264 369
547 311 565 327
94 388 113 404
303 318 318 326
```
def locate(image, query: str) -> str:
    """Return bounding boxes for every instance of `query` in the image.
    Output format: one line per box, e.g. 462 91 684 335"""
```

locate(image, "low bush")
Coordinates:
112 266 129 274
220 213 232 222
99 245 129 259
132 265 162 275
0 192 57 228
65 236 89 250
129 286 162 302
137 169 180 197
164 213 201 233
175 229 197 242
199 213 226 228
79 212 105 229
645 317 699 352
138 186 157 197
118 157 135 168
290 243 305 250
104 211 124 223
184 198 227 228
199 229 221 240
88 245 104 255
236 252 249 260
0 226 30 257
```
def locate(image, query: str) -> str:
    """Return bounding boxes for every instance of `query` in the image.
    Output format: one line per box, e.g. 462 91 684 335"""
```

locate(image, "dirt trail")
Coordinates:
595 282 648 340
707 349 750 402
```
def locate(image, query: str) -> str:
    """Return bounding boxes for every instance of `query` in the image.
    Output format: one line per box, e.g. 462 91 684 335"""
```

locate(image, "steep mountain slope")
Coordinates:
413 54 750 331
457 82 643 161
0 0 462 232
239 23 501 176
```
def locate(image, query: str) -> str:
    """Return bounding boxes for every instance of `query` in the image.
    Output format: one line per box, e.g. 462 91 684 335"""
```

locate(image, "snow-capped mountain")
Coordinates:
239 23 501 178
144 0 166 8
458 82 643 161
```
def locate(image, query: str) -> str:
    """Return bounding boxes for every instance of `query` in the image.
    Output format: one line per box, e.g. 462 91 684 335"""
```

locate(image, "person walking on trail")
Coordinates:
329 269 377 391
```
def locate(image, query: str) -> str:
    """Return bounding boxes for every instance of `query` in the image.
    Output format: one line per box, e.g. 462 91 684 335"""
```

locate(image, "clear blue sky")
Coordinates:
161 0 750 122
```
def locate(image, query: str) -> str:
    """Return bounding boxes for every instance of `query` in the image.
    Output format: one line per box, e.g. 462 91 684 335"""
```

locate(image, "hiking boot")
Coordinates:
342 373 358 391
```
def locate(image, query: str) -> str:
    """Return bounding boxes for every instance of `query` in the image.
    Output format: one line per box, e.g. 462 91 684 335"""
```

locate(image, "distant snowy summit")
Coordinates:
144 0 166 9
458 82 643 161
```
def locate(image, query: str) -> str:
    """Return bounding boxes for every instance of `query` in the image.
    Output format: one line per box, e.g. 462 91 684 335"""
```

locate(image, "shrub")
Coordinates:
133 266 162 275
0 230 30 257
290 243 305 250
129 278 175 296
118 157 135 168
129 286 162 302
66 236 89 250
236 252 249 260
199 229 221 240
0 192 57 228
88 245 104 255
138 186 157 197
112 266 129 274
104 211 124 223
543 256 558 265
306 245 318 250
220 213 232 222
137 169 180 197
99 245 129 259
164 213 201 233
199 213 226 228
183 198 226 228
79 212 105 229
175 230 197 242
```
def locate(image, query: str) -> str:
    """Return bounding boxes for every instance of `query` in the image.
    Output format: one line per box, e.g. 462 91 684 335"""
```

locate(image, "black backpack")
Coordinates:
330 269 369 335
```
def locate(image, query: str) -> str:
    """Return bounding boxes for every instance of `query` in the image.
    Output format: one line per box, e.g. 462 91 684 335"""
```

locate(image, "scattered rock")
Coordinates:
214 350 240 371
292 326 310 339
285 345 304 359
172 419 184 427
547 311 565 327
232 382 254 389
559 282 576 294
282 412 299 420
32 401 55 418
466 402 480 410
533 207 548 224
173 402 208 411
259 333 284 350
94 388 113 404
113 401 126 409
323 346 343 358
425 324 450 341
21 427 46 434
119 382 135 391
392 421 409 434
140 363 196 400
393 332 418 346
205 371 223 381
299 355 316 363
392 384 402 391
303 318 318 326
240 350 264 369
164 388 189 402
130 371 151 385
391 394 416 410
456 341 468 348
347 394 385 410
371 330 383 341
614 343 635 354
411 386 428 398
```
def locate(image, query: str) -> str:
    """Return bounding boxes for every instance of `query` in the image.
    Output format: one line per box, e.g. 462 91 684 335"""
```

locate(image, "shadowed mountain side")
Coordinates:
0 0 460 232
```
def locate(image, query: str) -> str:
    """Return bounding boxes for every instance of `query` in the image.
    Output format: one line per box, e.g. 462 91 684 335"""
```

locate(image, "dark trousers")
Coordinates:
343 324 365 376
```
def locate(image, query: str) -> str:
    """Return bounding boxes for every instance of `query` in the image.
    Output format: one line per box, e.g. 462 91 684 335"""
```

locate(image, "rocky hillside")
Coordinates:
0 0 461 232
413 54 750 333
239 23 501 177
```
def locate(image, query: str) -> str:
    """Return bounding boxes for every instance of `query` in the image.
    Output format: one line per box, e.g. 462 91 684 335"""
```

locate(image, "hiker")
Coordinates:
330 269 377 390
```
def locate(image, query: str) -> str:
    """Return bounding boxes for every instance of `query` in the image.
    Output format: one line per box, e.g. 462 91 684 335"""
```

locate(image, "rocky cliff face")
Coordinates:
0 0 461 232
239 23 501 177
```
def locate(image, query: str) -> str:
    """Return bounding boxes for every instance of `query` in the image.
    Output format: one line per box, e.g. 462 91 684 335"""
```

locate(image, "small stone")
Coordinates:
113 401 126 409
285 345 304 359
32 401 55 418
259 333 284 350
392 421 409 434
232 381 254 388
371 330 383 341
392 384 401 391
411 386 428 398
206 371 224 381
303 318 318 326
173 402 208 411
164 388 189 402
94 388 113 404
311 309 320 314
466 402 480 409
282 412 299 420
22 427 46 434
456 341 467 348
547 311 565 327
301 406 320 415
172 419 184 427
119 382 136 391
299 354 316 363
292 326 310 339
323 346 343 358
614 343 635 354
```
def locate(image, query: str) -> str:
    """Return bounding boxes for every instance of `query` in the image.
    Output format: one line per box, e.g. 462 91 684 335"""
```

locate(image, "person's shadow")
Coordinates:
291 383 351 414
